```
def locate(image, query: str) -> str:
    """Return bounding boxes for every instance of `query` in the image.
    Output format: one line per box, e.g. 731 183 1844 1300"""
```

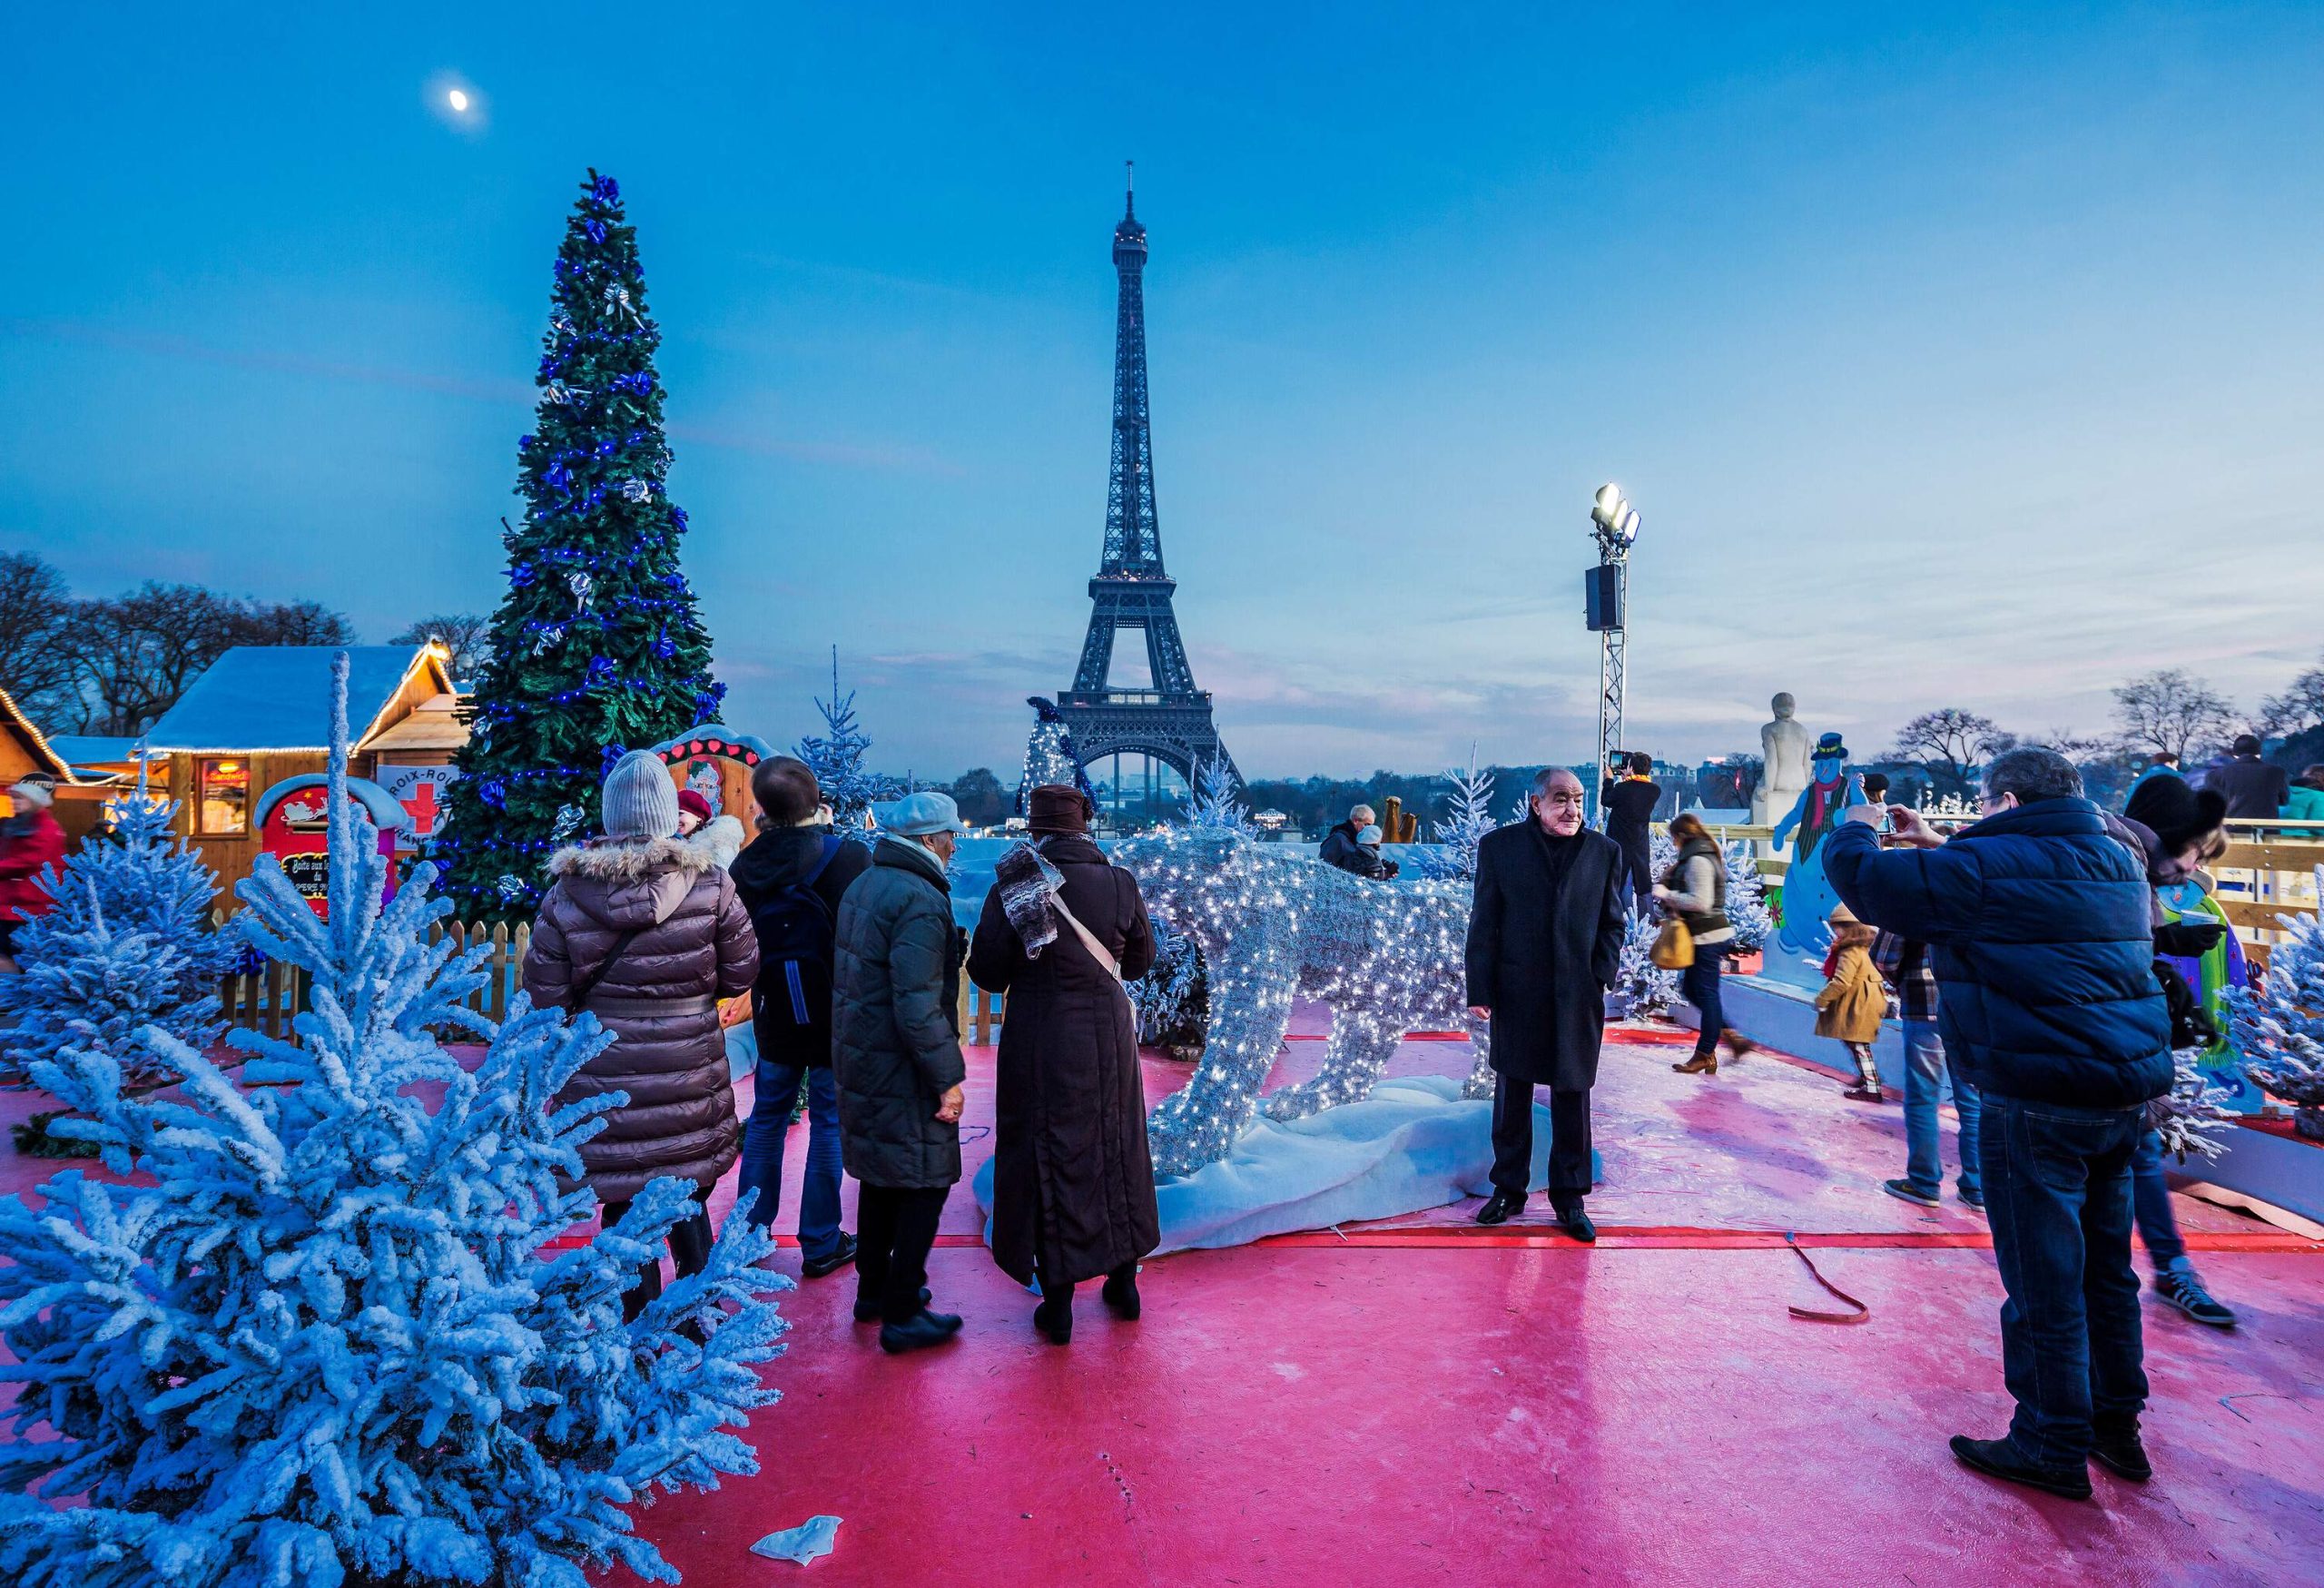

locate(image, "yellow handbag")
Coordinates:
1650 916 1695 970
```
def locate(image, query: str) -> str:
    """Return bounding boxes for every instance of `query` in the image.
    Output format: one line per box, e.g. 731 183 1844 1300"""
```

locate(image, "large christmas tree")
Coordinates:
438 170 721 920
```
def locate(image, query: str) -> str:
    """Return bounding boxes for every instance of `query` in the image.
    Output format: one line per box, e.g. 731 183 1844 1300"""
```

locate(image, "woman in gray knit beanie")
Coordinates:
521 749 760 1317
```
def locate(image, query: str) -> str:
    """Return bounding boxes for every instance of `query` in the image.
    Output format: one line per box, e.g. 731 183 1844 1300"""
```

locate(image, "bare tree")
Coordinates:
2259 655 2324 737
59 584 355 736
389 613 492 681
1888 707 2014 795
0 552 77 724
2112 669 2237 763
236 599 355 648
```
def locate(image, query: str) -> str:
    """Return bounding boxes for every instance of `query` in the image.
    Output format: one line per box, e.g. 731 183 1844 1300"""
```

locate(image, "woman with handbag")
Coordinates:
1656 812 1755 1076
967 784 1159 1345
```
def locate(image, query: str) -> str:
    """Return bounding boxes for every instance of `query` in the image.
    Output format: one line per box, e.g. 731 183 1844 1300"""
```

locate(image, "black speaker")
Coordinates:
1584 564 1622 632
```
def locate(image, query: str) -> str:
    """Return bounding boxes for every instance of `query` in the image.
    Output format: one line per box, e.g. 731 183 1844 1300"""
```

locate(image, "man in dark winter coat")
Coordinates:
969 784 1158 1345
1464 766 1629 1242
1825 746 2172 1501
732 755 872 1279
1318 804 1396 878
832 791 970 1354
1600 751 1660 912
2201 734 2289 818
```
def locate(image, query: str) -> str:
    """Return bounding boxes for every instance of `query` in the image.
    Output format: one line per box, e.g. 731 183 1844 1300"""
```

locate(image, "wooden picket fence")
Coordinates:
213 915 537 1039
212 911 1016 1046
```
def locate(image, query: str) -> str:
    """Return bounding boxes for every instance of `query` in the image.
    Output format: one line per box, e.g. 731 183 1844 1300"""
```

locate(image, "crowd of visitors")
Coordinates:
478 725 2279 1500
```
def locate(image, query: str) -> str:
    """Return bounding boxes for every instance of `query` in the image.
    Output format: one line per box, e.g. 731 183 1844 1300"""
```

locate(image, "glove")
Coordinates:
2153 920 2227 958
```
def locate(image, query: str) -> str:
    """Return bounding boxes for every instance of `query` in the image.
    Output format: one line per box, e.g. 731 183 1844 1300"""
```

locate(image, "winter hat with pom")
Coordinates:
2123 773 2228 858
7 773 55 810
600 749 680 840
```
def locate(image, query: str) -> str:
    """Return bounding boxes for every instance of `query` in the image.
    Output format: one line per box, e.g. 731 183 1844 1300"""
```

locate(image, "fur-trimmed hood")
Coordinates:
547 824 741 931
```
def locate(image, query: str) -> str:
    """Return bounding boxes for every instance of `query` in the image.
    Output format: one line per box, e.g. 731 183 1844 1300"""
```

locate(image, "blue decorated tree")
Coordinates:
795 647 900 841
438 170 722 922
0 656 787 1588
0 763 232 1093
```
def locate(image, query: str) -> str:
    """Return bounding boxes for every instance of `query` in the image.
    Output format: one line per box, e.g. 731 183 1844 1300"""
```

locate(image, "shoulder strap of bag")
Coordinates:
1050 893 1122 983
567 924 648 1011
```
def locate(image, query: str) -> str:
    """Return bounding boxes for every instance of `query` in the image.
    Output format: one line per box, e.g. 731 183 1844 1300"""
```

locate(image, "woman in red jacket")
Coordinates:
0 773 67 971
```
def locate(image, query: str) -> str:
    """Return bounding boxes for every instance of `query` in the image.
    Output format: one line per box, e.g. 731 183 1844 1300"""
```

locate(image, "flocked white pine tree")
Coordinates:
0 656 789 1588
0 764 232 1089
1615 910 1680 1018
2228 866 2324 1140
1185 756 1257 840
1414 758 1495 882
795 646 899 841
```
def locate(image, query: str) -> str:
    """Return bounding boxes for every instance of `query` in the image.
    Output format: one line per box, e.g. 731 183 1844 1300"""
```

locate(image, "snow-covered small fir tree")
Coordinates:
2228 868 2324 1140
0 656 788 1588
1414 759 1496 882
0 765 231 1090
1614 910 1679 1019
1128 912 1206 1054
796 646 900 842
2147 1047 2242 1161
1184 757 1257 840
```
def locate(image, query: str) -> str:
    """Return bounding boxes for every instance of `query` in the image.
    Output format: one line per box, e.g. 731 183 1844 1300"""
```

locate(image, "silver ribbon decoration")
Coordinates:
604 283 642 326
566 570 594 613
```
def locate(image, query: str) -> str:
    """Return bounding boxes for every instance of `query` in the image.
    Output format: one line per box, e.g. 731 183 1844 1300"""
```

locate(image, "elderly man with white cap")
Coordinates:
831 789 973 1354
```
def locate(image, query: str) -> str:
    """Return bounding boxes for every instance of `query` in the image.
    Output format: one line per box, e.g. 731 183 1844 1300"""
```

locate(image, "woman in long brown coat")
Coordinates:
524 749 758 1317
968 784 1158 1344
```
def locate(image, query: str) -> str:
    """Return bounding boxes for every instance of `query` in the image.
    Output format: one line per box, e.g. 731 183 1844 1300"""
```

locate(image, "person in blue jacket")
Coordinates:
1823 746 2172 1503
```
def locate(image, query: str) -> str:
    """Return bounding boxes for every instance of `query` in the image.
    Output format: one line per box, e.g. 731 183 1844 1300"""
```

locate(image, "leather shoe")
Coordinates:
1101 1270 1142 1320
1672 1053 1717 1075
878 1308 964 1354
2090 1422 2152 1484
854 1286 931 1324
802 1231 859 1279
1475 1189 1525 1226
1949 1435 2091 1500
1555 1204 1598 1244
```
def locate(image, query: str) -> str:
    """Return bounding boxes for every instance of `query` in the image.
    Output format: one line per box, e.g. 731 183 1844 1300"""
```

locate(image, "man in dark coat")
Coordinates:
1464 766 1629 1242
1825 747 2172 1501
2201 734 2289 818
1599 750 1660 912
1318 804 1396 878
832 792 970 1354
968 784 1159 1345
731 755 872 1279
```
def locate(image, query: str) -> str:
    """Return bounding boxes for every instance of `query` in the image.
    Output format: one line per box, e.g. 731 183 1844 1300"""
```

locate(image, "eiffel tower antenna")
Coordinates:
1051 175 1236 799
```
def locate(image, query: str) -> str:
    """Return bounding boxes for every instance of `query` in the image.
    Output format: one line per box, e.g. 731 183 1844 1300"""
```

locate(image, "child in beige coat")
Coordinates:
1815 905 1888 1101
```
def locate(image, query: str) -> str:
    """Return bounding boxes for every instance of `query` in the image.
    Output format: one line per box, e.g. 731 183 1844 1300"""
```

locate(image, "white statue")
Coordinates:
1751 692 1812 844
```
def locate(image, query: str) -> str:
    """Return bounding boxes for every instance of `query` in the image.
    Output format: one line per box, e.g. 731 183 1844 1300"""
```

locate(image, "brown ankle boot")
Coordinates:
1672 1051 1718 1075
1722 1030 1756 1058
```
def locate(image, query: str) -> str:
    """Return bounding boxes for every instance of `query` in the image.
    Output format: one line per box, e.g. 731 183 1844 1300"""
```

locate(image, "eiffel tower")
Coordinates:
1055 168 1237 798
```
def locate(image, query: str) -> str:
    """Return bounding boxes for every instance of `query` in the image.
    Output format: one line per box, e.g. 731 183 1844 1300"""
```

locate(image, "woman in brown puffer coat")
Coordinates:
524 749 759 1317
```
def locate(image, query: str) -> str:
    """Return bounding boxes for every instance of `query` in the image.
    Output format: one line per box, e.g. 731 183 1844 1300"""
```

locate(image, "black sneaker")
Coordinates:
1957 1185 1985 1211
2091 1422 2152 1484
802 1232 859 1279
1949 1435 2092 1501
879 1308 964 1354
2156 1268 2237 1329
1883 1179 1942 1208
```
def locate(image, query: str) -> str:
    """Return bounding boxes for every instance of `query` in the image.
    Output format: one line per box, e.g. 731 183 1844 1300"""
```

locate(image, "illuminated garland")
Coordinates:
1113 826 1479 1175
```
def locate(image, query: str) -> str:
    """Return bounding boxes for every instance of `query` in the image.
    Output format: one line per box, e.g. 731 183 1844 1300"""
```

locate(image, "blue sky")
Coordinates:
6 4 2322 778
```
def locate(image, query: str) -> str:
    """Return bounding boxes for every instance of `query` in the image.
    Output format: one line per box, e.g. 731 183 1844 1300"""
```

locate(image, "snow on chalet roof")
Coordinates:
143 646 448 753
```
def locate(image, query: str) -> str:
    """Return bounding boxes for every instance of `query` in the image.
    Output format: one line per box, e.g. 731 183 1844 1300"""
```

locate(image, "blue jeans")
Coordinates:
736 1060 845 1263
1980 1096 2149 1465
2130 1128 2185 1274
1680 949 1724 1051
1901 1021 1980 1198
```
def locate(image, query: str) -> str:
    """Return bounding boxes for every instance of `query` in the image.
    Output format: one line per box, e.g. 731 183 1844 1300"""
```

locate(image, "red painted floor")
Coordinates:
4 1017 2319 1585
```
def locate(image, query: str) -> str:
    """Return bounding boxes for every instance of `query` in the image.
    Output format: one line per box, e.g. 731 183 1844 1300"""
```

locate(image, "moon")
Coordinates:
448 88 470 113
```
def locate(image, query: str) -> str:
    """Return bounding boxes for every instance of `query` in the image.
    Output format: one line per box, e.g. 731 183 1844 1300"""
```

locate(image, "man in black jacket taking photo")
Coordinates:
732 756 872 1279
